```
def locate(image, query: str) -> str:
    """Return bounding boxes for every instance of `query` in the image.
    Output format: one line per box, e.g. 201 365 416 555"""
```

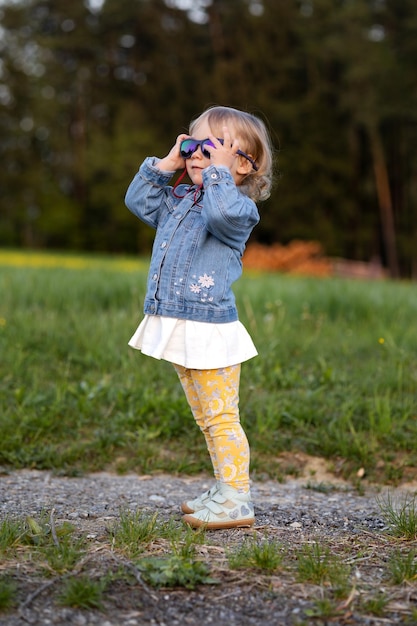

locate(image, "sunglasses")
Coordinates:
179 138 258 171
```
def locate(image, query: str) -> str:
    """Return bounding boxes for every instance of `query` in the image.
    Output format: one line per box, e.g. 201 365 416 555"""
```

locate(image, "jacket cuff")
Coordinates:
202 165 235 187
140 156 176 183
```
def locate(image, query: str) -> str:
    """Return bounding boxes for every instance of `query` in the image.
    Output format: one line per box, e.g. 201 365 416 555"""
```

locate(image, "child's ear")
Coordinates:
236 157 254 175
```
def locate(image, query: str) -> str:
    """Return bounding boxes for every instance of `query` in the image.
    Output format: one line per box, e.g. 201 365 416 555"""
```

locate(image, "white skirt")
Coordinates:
128 315 258 369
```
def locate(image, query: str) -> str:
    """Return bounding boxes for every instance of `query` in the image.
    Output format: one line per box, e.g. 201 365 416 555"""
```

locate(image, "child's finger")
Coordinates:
232 138 240 153
222 126 232 147
176 133 190 144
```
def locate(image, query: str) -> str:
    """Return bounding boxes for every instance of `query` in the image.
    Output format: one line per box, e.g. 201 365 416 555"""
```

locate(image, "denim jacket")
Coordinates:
125 157 260 323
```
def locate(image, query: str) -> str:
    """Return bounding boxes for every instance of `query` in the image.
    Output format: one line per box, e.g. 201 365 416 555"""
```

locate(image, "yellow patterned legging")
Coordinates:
173 364 250 493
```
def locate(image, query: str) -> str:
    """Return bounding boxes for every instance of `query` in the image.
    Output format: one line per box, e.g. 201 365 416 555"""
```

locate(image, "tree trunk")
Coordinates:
367 123 400 278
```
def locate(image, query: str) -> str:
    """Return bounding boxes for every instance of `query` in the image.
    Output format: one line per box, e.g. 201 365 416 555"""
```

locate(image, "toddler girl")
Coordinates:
125 105 274 529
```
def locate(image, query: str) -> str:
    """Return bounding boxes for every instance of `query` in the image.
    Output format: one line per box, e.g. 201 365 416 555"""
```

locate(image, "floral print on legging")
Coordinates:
173 364 250 493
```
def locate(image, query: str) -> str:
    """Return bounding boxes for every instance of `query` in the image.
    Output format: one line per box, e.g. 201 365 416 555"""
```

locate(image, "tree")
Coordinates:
0 0 416 276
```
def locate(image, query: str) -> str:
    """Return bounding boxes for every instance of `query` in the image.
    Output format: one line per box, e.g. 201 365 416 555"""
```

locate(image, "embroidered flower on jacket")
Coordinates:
189 272 215 296
198 273 215 288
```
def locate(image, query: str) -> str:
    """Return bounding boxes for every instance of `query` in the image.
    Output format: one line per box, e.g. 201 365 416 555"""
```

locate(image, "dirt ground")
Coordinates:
1 456 417 626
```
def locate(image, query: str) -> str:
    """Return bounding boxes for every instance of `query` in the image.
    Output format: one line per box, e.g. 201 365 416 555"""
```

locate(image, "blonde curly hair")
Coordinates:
189 105 274 202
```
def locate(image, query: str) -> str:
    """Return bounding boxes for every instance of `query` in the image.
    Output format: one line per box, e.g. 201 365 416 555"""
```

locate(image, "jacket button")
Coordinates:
210 173 218 179
152 273 158 280
161 242 167 248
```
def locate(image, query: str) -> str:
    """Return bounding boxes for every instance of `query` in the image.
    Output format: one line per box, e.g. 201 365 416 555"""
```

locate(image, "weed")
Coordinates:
0 576 18 611
170 525 207 558
123 520 215 589
0 518 25 555
58 575 106 609
304 596 343 620
296 541 350 589
405 608 417 625
136 554 217 589
296 542 330 584
228 537 284 572
110 509 159 557
361 591 389 616
24 514 77 547
5 513 87 574
388 549 417 584
110 509 205 559
377 492 417 539
41 535 87 574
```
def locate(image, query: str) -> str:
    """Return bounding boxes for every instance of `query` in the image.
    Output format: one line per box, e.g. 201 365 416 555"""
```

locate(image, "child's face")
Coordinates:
185 119 242 187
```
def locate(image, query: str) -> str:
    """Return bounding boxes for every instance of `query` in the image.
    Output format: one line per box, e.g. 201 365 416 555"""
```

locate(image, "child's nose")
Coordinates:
192 146 204 158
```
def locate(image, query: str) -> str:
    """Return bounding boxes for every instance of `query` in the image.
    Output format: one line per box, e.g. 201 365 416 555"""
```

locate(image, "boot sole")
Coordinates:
182 514 255 530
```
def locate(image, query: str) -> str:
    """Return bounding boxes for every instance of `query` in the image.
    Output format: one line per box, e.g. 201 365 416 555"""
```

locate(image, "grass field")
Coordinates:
1 249 416 484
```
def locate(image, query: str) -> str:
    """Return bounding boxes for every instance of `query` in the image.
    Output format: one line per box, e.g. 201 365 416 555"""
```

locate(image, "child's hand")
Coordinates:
206 126 240 172
157 134 189 172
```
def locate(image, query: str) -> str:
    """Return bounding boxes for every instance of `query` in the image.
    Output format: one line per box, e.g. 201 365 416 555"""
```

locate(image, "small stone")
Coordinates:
149 495 165 502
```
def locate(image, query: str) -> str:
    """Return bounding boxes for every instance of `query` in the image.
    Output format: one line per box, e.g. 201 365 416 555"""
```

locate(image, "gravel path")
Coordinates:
0 469 386 534
0 469 410 626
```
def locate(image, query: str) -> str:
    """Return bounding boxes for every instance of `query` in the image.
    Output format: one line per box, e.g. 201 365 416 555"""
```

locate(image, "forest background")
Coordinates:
0 0 416 278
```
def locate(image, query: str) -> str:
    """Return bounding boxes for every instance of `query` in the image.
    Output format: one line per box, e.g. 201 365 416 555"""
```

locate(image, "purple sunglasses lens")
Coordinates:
180 139 199 158
200 139 216 157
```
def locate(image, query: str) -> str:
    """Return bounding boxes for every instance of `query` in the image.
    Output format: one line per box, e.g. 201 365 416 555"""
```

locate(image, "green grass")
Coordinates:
0 576 18 611
360 592 389 617
388 549 417 584
0 518 26 555
57 576 107 609
110 509 161 557
227 537 284 572
1 249 417 482
295 541 350 589
136 554 217 589
377 492 417 539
